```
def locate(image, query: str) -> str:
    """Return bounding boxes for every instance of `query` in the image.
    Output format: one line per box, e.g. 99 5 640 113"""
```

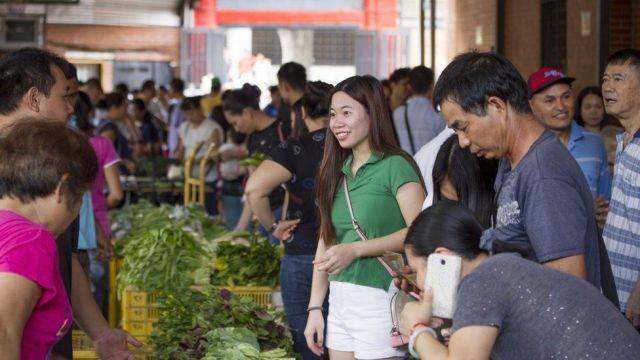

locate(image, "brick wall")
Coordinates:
608 0 633 53
448 0 497 57
567 0 599 92
46 24 181 63
632 0 640 49
503 0 541 79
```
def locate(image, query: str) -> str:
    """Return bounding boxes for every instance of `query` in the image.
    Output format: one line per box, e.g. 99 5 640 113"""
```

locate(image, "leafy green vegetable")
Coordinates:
239 152 266 167
151 288 295 359
117 227 203 296
210 239 282 288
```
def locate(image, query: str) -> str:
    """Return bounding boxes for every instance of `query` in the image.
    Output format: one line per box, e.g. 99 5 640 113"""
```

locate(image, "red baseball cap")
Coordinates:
527 67 575 98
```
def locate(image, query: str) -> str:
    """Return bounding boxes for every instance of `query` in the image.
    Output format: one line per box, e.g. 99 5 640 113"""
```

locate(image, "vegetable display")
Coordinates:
151 288 294 359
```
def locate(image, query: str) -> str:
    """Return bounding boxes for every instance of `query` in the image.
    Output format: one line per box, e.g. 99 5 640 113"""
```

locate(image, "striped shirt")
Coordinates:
603 130 640 312
567 121 612 200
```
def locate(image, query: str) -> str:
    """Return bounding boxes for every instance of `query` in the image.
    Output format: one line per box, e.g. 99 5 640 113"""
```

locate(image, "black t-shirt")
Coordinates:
268 129 325 255
52 217 79 357
248 120 291 210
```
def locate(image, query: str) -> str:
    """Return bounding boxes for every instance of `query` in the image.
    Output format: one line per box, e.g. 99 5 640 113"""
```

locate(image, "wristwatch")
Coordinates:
269 221 278 233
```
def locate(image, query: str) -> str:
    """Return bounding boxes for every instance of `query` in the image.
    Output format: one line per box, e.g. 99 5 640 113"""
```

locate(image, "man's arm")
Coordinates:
543 255 587 280
71 254 142 358
626 277 640 328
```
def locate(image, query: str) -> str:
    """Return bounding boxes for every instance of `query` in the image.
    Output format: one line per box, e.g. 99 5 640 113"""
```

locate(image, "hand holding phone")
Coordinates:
425 253 462 319
384 252 419 296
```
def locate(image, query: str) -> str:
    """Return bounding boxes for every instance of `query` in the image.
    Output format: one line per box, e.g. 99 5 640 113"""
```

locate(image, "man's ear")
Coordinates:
486 96 509 121
26 87 41 112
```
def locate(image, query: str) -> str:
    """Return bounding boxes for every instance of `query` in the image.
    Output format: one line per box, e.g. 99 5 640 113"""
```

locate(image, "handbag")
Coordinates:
342 177 417 348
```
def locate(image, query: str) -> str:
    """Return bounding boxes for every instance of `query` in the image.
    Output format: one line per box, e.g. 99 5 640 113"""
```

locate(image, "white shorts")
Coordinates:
326 281 406 359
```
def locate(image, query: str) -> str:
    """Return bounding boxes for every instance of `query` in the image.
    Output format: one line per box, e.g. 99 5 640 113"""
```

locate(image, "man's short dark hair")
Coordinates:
433 52 532 116
389 67 410 83
0 47 70 116
180 96 202 111
607 48 640 76
66 63 78 80
277 62 306 91
114 82 129 94
269 85 279 94
170 78 185 93
408 65 435 94
85 77 103 92
142 79 156 92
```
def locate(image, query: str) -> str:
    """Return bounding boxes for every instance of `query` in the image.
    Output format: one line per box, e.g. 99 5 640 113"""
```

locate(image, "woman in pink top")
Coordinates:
74 91 123 311
0 121 98 359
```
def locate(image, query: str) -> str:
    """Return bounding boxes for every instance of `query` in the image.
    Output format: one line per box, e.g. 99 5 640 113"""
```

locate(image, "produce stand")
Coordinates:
103 200 293 359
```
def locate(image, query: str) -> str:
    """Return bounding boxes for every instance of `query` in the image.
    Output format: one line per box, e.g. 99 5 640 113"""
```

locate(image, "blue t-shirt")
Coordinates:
487 130 601 288
453 253 640 360
567 121 612 200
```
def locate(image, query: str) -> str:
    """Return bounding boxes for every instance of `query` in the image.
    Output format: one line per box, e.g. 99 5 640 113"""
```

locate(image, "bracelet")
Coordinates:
307 306 323 313
409 326 438 358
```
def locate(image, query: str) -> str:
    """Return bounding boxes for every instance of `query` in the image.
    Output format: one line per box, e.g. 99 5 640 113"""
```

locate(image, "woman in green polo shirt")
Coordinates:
304 75 425 359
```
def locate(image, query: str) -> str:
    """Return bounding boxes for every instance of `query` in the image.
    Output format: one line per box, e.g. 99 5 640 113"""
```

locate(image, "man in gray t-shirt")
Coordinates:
454 253 640 359
433 51 601 289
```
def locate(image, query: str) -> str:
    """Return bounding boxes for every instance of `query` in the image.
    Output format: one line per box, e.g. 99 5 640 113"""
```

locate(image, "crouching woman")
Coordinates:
0 120 98 358
401 200 640 360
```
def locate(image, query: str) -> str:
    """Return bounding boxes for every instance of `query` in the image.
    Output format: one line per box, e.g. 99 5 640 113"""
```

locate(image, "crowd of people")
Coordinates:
0 44 639 360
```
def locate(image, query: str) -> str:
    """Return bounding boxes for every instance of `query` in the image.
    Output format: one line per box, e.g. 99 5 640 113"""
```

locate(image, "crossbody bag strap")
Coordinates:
403 103 416 154
342 177 397 277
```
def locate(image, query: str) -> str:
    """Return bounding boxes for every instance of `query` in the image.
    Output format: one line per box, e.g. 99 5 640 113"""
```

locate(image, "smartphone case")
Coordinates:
425 254 462 319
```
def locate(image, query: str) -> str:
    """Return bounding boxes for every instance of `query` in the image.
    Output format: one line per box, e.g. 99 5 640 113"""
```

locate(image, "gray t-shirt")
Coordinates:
488 130 601 288
453 253 640 359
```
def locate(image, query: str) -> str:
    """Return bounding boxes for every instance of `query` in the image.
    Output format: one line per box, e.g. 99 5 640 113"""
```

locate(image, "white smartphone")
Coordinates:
425 253 462 319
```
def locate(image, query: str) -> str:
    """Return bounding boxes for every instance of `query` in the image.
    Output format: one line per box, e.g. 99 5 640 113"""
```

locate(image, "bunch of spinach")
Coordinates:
151 288 295 359
210 239 282 288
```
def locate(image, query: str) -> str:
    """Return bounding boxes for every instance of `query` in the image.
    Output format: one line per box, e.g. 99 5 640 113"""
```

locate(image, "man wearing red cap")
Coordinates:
528 67 612 229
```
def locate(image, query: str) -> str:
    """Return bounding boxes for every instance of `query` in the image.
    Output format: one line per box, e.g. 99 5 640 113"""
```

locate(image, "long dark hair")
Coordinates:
575 86 606 129
433 135 498 229
405 200 485 260
316 75 423 245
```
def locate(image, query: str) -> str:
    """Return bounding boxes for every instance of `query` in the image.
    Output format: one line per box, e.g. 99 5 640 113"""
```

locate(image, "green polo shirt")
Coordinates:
328 153 421 290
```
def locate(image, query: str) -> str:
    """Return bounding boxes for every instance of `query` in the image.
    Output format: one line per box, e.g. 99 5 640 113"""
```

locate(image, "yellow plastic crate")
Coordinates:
121 286 274 335
122 287 161 338
108 258 123 327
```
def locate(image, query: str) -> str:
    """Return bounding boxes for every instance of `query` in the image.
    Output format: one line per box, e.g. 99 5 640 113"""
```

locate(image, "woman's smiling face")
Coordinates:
329 91 370 150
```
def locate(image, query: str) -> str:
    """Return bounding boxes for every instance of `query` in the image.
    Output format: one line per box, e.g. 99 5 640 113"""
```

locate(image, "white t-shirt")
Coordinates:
413 127 455 209
178 119 222 182
218 142 247 181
